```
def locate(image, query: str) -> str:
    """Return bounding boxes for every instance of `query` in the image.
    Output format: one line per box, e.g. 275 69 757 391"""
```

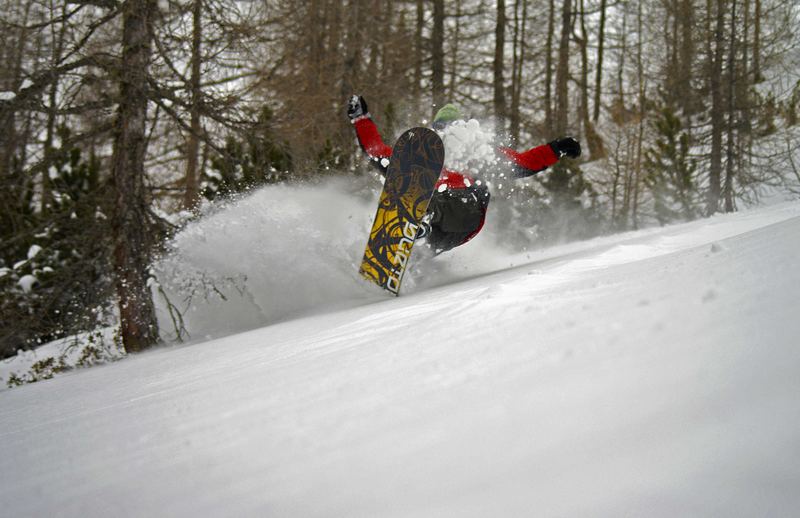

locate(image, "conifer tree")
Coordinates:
644 106 698 223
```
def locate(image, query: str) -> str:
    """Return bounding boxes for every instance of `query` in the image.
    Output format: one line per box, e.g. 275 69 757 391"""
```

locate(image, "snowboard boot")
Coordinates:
417 221 432 239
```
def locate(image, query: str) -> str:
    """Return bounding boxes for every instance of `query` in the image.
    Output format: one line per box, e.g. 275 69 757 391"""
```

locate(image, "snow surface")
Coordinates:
2 189 800 516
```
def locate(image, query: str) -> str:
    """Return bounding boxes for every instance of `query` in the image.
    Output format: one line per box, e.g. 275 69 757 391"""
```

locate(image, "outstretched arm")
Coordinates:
498 144 559 178
498 137 581 178
348 95 392 171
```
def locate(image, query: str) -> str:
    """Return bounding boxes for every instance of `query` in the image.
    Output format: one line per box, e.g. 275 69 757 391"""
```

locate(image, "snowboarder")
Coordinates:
347 95 581 253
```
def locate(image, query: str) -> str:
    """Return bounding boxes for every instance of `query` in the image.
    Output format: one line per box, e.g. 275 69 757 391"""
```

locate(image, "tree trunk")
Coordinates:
724 0 737 212
342 0 365 98
510 0 528 142
611 138 622 224
578 0 604 158
494 0 507 132
678 0 695 116
366 0 380 81
0 0 38 241
614 6 627 121
111 0 159 353
753 0 761 81
379 0 396 101
633 0 645 229
183 0 202 209
704 0 712 94
431 0 445 113
41 1 69 214
544 0 555 130
669 0 679 98
740 0 753 149
0 0 34 183
414 0 423 101
448 0 462 99
592 0 606 123
620 135 633 229
742 0 750 87
707 0 726 215
554 0 571 136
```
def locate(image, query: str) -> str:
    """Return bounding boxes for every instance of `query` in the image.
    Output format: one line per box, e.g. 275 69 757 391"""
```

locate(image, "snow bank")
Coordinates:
0 328 122 389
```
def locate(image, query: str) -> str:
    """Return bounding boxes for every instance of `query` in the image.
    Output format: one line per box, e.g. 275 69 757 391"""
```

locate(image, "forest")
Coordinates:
1 0 799 358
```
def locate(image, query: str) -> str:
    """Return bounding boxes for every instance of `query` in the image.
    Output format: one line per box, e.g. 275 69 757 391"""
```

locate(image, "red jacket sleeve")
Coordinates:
353 117 393 160
498 143 559 178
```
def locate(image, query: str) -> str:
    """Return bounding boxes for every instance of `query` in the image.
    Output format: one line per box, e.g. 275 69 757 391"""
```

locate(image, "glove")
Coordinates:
347 95 369 122
549 137 581 159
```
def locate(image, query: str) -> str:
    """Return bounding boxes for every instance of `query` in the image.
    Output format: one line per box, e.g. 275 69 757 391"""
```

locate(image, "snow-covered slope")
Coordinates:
2 200 799 517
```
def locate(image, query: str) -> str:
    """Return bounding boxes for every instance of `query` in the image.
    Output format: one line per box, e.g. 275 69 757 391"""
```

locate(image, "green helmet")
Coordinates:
432 103 462 128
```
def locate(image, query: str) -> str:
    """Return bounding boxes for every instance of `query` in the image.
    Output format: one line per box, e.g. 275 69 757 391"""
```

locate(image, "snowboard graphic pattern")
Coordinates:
359 127 444 294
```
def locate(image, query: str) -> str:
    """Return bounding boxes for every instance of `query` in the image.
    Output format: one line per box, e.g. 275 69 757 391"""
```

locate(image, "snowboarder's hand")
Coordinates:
347 95 369 122
549 137 581 159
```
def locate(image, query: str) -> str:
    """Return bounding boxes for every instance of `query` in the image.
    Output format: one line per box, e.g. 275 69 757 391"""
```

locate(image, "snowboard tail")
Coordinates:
359 127 444 295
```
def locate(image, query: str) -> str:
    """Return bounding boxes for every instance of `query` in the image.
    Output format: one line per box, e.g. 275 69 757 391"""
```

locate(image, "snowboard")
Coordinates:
359 127 444 295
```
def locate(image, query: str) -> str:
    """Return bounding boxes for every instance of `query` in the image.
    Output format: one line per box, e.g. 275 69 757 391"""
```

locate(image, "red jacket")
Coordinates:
352 116 559 247
353 116 559 186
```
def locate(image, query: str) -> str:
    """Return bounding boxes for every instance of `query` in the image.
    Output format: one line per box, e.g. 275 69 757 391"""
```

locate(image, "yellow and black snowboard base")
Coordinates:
359 127 444 295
